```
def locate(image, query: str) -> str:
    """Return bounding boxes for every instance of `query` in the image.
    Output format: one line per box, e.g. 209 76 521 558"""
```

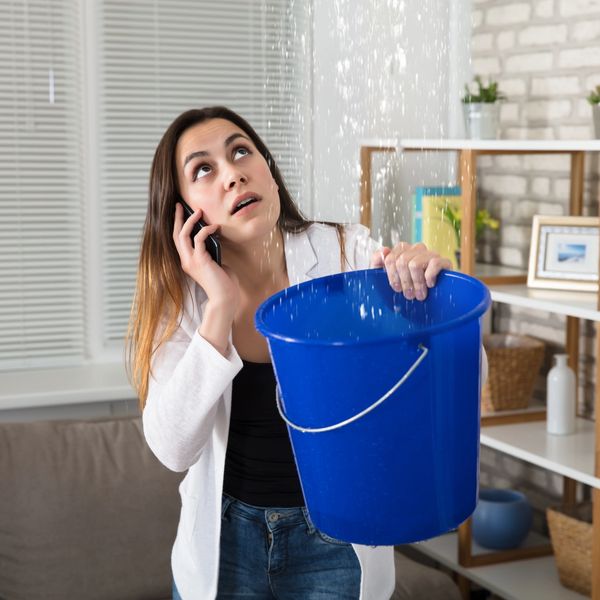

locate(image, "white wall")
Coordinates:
311 0 472 245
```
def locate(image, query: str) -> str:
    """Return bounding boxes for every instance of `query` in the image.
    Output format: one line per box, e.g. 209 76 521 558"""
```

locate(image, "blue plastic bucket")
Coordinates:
255 268 491 545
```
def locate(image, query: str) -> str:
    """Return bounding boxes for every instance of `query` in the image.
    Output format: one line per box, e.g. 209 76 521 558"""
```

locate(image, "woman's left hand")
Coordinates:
370 242 452 301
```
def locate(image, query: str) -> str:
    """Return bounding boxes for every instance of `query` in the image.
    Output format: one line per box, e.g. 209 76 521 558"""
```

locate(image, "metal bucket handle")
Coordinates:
276 343 429 434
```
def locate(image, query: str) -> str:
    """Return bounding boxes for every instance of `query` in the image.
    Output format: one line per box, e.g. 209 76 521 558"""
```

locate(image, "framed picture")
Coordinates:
527 215 600 291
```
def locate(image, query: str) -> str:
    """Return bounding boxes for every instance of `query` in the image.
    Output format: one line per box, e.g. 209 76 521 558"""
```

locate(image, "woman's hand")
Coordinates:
173 203 240 353
370 242 452 301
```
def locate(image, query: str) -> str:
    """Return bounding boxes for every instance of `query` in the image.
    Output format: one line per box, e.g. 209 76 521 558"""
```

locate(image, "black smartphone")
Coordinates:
180 200 222 265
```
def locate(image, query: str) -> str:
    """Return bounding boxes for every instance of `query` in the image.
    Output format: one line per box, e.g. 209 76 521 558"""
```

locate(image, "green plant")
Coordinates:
442 205 500 245
587 85 600 105
462 75 506 104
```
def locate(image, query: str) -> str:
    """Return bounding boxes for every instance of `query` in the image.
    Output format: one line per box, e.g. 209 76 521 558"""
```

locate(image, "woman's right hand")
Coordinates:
173 204 240 351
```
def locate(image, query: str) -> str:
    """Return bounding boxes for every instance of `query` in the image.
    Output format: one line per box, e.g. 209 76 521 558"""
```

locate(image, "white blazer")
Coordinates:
143 223 398 600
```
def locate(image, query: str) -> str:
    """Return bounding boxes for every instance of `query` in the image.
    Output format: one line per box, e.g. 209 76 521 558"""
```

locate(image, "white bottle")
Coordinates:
546 354 576 435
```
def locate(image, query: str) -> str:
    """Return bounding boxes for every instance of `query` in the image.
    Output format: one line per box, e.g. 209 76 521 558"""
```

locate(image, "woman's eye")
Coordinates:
233 146 250 160
193 164 212 180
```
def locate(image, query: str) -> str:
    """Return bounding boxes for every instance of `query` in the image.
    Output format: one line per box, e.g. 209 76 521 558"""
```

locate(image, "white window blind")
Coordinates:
99 0 312 345
0 0 84 370
0 0 311 373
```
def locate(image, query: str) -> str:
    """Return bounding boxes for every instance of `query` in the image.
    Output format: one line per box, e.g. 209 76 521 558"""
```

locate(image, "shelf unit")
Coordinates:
359 139 600 599
406 532 584 600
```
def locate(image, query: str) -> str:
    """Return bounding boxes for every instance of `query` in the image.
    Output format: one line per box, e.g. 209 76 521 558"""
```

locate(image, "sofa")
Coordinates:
0 415 460 600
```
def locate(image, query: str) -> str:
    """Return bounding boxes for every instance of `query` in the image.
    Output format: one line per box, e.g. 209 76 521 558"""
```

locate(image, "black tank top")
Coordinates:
223 360 305 507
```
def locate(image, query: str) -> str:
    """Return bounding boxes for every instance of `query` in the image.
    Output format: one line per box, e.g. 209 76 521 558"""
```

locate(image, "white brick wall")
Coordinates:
505 51 554 72
472 56 502 74
559 46 600 68
531 76 581 96
497 30 517 50
471 0 599 520
472 32 494 52
486 3 532 25
482 174 528 195
530 177 550 195
518 24 568 45
522 99 572 120
498 77 527 96
535 0 554 18
560 0 600 18
571 20 600 41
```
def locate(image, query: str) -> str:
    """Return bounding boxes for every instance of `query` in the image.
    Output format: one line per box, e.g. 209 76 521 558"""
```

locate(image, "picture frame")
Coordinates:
527 215 600 292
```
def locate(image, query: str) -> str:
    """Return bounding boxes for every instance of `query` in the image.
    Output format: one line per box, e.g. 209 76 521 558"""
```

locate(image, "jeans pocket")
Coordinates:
302 507 351 546
315 529 352 546
221 493 234 521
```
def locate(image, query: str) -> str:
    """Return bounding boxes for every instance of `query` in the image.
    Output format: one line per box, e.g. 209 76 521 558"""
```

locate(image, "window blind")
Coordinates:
99 0 312 345
0 0 311 372
0 0 85 370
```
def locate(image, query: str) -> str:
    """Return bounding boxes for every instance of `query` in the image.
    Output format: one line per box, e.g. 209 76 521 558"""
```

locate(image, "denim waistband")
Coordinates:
222 493 317 533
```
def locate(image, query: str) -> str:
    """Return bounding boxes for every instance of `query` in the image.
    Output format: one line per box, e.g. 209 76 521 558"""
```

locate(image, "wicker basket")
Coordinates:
547 503 592 596
482 333 545 412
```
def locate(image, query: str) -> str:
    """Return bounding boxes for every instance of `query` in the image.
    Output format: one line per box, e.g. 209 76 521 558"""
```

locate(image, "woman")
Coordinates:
127 106 451 600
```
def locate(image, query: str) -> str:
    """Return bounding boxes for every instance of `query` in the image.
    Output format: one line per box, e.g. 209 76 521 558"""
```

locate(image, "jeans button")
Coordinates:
269 513 279 523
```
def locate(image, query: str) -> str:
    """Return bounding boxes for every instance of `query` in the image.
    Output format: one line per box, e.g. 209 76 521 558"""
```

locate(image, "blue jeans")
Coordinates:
173 494 361 599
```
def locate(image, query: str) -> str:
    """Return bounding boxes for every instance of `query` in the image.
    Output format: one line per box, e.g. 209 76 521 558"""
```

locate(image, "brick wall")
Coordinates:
471 0 600 511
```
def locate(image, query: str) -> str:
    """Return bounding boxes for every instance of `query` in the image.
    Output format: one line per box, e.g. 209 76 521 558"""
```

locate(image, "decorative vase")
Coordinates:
463 103 500 140
471 488 532 550
593 105 600 139
547 354 576 435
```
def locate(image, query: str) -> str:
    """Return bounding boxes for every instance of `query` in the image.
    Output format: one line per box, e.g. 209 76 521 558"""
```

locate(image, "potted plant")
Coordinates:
442 204 499 267
462 76 506 140
587 84 600 139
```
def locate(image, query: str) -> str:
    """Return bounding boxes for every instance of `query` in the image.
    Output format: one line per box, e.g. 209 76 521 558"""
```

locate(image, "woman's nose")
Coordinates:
223 166 247 189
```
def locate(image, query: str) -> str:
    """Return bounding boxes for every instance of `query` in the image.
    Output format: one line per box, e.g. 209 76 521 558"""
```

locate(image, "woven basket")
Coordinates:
482 333 545 412
547 503 592 596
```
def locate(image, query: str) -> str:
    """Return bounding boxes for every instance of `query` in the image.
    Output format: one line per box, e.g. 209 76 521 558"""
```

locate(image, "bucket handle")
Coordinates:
276 343 429 434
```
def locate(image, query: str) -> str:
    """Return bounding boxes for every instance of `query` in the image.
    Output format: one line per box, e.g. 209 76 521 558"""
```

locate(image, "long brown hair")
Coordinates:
127 106 346 408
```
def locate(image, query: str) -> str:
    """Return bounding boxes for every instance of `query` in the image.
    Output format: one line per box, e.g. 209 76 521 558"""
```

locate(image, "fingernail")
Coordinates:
416 288 426 300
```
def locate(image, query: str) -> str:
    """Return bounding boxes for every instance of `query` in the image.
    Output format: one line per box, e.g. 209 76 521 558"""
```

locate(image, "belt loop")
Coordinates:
302 506 315 534
221 494 234 520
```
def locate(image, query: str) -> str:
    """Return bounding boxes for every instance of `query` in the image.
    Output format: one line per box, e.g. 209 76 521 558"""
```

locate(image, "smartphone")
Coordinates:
180 200 222 265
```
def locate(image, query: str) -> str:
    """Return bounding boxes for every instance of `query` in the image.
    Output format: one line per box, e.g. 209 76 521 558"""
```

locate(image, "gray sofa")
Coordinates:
0 415 460 600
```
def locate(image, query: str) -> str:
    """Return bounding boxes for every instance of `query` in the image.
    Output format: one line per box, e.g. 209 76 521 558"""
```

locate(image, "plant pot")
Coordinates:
471 488 532 550
593 104 600 139
463 103 500 140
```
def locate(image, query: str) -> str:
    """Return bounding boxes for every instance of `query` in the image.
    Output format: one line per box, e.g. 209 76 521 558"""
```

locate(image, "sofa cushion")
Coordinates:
0 415 182 600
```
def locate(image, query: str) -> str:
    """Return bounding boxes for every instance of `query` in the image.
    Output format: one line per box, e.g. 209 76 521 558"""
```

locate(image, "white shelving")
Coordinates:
481 398 545 419
359 137 600 598
481 419 600 489
360 138 600 152
475 263 526 279
490 284 600 322
410 532 585 600
400 139 600 152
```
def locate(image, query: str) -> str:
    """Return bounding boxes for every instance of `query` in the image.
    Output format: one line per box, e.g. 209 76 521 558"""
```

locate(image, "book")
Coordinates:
412 186 461 269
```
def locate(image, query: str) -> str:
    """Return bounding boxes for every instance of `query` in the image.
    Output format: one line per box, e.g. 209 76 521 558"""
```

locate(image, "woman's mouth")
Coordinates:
231 194 261 215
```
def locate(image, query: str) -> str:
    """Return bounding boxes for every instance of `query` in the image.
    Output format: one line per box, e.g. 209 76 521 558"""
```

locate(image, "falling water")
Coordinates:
268 0 464 333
